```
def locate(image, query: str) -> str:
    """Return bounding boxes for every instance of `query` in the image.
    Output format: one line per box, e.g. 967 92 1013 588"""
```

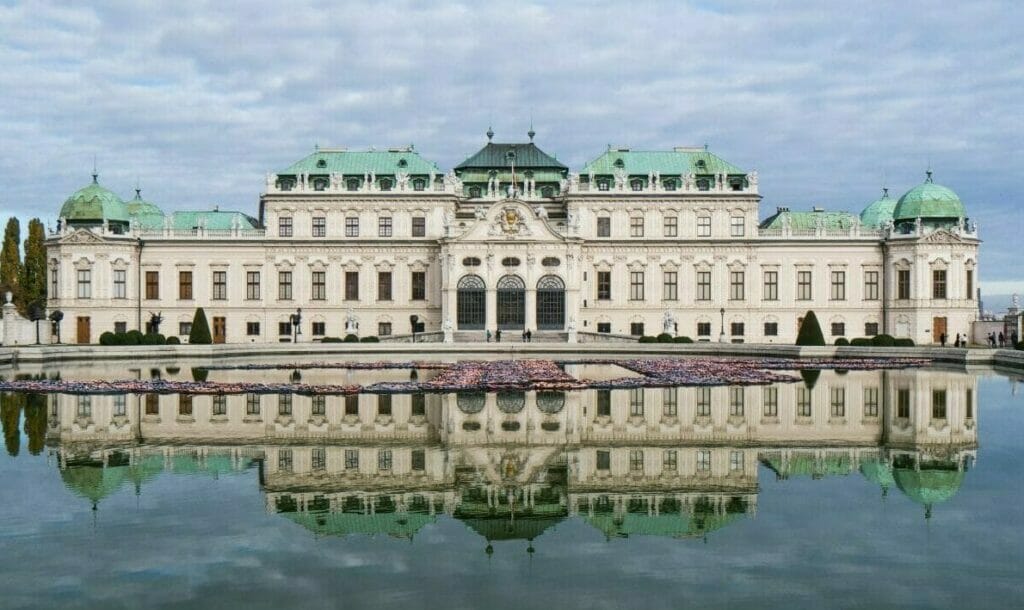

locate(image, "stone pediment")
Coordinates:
451 199 567 243
59 229 108 245
920 229 968 245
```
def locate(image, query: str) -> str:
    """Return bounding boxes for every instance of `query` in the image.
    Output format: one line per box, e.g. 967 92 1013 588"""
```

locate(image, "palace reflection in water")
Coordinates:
41 366 978 546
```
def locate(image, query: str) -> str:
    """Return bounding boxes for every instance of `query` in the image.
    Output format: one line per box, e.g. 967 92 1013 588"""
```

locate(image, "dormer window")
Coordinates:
413 178 426 191
379 178 392 191
346 178 360 191
696 178 710 191
630 179 643 191
613 158 625 168
729 177 744 191
278 178 295 191
398 159 408 168
469 186 482 198
541 186 553 197
316 159 327 169
663 179 677 191
312 178 328 191
695 159 707 170
598 180 610 191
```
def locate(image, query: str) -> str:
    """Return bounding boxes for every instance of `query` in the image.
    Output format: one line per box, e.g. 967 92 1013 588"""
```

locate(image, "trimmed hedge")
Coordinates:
673 336 694 343
795 311 825 346
834 337 850 346
189 308 212 344
656 333 674 343
894 338 915 347
359 336 380 343
321 336 343 343
166 336 180 345
343 334 360 343
100 330 173 346
850 338 871 346
871 334 896 347
638 336 657 343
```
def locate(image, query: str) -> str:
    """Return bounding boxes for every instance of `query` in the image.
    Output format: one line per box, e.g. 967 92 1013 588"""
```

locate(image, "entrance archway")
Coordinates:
536 275 565 330
497 275 525 330
457 275 486 330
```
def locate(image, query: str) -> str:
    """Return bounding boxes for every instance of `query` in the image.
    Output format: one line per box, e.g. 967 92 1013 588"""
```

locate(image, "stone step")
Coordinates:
452 330 567 343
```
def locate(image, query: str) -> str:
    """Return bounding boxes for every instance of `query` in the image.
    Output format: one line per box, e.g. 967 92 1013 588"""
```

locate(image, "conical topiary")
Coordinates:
189 307 212 344
795 310 825 346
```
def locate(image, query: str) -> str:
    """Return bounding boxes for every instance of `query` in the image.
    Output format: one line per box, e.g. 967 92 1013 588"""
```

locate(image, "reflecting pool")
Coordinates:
1 361 1023 609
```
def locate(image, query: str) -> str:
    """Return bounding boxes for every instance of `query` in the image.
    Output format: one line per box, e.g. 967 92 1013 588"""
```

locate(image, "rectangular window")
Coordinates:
696 271 711 301
864 270 879 300
729 387 745 416
312 216 326 237
830 387 846 417
731 322 745 337
597 217 611 237
113 394 126 417
663 388 677 416
378 216 393 237
212 395 227 416
246 271 260 300
411 271 426 300
411 393 426 417
663 216 678 237
897 388 910 418
75 396 92 418
177 270 192 300
246 322 260 336
730 450 744 472
377 271 392 301
629 271 645 301
278 271 292 300
377 394 392 416
629 449 644 473
696 387 711 416
278 394 292 416
696 450 711 472
108 269 126 299
212 271 227 300
865 322 879 336
597 390 611 417
311 321 325 336
278 217 293 237
345 271 359 301
145 394 159 415
345 394 359 416
966 389 974 419
597 322 611 333
596 450 611 470
730 271 745 300
663 450 678 471
378 449 393 471
345 217 359 237
831 322 845 336
797 270 812 300
278 321 292 336
312 447 326 471
630 322 644 336
178 394 193 417
50 267 58 295
697 216 711 237
630 217 644 237
278 449 292 472
629 388 644 416
345 449 359 470
797 388 812 417
378 322 392 336
114 321 127 334
830 270 846 300
730 216 745 237
966 269 974 300
77 269 91 299
763 387 778 417
246 393 261 415
144 271 159 300
933 269 947 299
663 271 678 301
311 395 326 416
411 449 426 471
897 269 911 300
311 271 326 300
597 271 611 300
179 322 192 336
764 322 778 337
412 216 426 237
863 387 879 417
697 322 711 337
932 389 947 419
763 271 778 301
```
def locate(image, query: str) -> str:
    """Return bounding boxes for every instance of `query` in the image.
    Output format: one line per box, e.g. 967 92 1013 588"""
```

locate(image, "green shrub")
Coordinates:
871 334 896 347
125 330 144 345
834 337 850 346
673 336 694 343
638 335 657 343
166 336 180 345
656 333 674 343
795 311 825 346
191 367 209 382
343 334 360 343
850 338 871 347
321 336 343 343
189 308 212 344
894 338 915 347
1017 342 1024 351
800 369 821 389
142 333 166 345
359 336 380 343
99 331 116 346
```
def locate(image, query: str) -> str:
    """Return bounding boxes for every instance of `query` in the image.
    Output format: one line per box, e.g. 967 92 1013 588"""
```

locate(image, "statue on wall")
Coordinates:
662 311 675 335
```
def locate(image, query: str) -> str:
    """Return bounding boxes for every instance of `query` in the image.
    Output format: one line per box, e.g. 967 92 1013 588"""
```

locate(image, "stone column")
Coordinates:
485 288 496 332
525 288 536 333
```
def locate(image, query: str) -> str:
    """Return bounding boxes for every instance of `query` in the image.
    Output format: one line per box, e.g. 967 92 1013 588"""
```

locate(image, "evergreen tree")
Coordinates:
795 310 825 346
20 218 46 315
1 392 22 457
23 393 47 455
189 307 212 344
0 217 22 307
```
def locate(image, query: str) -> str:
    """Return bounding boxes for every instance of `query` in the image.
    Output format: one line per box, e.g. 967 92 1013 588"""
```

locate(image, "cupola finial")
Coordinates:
486 126 494 142
926 169 933 183
883 187 889 197
92 155 98 184
528 112 535 142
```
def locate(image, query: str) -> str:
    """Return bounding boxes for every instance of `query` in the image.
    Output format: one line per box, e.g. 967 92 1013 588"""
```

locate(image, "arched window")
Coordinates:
462 257 481 267
541 257 560 267
457 275 486 330
614 158 625 168
536 275 565 330
496 275 525 330
501 257 521 267
316 159 327 168
398 159 408 168
536 391 565 414
497 275 525 290
497 391 525 414
413 178 426 191
457 392 485 414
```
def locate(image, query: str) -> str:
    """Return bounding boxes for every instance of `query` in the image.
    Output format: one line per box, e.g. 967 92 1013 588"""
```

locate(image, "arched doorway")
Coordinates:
457 275 486 330
536 275 565 330
497 275 525 330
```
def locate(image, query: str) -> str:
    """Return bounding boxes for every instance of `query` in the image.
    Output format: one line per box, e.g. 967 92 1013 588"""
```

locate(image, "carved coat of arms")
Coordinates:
500 207 523 234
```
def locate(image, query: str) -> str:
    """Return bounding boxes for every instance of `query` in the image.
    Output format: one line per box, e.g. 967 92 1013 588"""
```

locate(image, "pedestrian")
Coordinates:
998 332 1005 348
940 332 946 347
1013 331 1019 347
486 329 491 343
527 329 532 343
496 329 502 342
522 330 527 342
954 333 961 348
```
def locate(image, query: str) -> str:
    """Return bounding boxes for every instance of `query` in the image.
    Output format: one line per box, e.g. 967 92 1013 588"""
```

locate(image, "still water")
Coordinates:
1 360 1023 609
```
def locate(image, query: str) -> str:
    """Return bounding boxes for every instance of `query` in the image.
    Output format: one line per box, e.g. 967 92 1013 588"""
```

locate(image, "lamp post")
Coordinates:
719 307 726 343
290 308 302 343
49 310 63 344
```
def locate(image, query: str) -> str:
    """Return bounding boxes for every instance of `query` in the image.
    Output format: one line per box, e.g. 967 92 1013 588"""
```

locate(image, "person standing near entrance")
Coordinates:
998 332 1005 347
486 330 491 343
940 332 946 347
527 329 532 343
496 329 502 342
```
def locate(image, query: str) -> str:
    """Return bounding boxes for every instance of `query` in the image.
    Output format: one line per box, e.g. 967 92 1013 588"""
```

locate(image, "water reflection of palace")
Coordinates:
42 368 978 545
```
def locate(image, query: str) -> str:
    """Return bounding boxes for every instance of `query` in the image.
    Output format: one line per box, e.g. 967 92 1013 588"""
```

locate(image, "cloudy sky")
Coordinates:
0 0 1021 287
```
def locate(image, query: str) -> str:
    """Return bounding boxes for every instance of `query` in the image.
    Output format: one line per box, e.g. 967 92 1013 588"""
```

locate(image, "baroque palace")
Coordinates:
46 130 980 344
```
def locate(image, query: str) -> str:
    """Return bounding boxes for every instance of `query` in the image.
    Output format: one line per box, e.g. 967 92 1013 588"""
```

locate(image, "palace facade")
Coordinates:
46 131 980 344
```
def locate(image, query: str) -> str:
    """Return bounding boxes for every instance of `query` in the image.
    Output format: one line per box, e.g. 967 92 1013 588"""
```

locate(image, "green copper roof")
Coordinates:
280 148 441 176
125 189 165 217
461 516 564 541
759 209 860 231
458 170 566 183
581 149 744 176
893 172 966 221
859 458 896 494
893 466 965 510
859 189 897 228
455 142 568 172
60 176 130 224
282 509 436 539
169 210 259 231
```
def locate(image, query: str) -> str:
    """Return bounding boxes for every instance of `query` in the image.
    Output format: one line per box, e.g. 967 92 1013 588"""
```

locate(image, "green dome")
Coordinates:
893 172 966 222
125 188 164 217
893 466 964 517
859 189 897 228
59 175 130 224
859 458 895 495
